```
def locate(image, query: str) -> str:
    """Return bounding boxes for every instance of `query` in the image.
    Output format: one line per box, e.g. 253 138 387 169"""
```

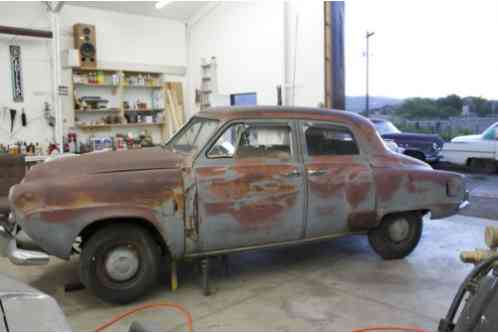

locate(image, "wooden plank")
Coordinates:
0 25 52 39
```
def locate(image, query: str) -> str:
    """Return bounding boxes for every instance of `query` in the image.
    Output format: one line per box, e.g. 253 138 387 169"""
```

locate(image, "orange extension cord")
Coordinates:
352 325 428 332
93 302 429 332
94 302 193 332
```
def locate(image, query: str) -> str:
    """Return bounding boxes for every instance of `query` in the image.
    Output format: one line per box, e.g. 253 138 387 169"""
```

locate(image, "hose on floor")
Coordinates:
94 302 193 332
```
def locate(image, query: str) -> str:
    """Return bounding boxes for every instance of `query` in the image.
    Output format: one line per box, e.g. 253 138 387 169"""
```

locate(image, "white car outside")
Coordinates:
442 122 498 171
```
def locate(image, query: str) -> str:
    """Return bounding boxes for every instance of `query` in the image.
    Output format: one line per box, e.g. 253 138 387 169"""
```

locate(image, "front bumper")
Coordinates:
425 151 442 163
0 224 49 266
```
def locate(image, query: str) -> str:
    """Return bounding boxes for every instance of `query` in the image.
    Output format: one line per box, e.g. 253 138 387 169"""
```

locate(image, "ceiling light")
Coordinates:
155 0 173 9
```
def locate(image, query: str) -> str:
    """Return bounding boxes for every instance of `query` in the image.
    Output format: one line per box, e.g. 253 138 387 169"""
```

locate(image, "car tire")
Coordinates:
368 213 423 260
469 158 497 174
80 223 160 304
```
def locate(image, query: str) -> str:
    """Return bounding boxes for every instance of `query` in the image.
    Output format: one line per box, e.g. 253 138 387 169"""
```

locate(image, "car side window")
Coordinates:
305 124 359 156
208 123 292 160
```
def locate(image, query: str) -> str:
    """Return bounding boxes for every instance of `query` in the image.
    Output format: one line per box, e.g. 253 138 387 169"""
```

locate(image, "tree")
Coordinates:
436 94 463 111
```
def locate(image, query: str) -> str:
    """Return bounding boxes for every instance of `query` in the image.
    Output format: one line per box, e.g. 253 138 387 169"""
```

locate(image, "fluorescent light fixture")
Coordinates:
155 0 172 9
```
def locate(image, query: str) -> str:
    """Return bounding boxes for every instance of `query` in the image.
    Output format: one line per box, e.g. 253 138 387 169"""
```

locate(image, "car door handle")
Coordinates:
285 170 301 178
307 169 327 176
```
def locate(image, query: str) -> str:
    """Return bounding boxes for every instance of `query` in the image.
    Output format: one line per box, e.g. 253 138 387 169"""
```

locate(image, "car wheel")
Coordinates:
469 158 497 174
80 224 160 304
368 213 423 260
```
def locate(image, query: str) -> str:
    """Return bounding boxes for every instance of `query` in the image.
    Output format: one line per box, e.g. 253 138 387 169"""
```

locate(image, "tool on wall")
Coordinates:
21 108 27 127
9 109 17 134
9 45 23 103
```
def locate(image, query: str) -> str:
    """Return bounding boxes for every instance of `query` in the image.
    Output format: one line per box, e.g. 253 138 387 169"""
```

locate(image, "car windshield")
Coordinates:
482 123 497 140
165 117 220 154
373 120 401 135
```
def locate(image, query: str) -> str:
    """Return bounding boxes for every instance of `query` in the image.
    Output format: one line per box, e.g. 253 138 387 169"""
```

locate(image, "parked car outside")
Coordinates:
442 122 497 173
1 107 468 303
370 118 444 163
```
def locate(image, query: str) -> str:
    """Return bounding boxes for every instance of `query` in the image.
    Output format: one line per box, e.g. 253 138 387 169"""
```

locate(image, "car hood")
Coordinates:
451 134 482 143
25 147 188 181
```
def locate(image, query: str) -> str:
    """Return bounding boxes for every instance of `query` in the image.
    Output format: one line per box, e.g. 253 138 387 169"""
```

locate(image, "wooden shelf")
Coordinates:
74 82 119 88
75 108 120 113
122 84 163 89
76 122 165 130
125 109 164 113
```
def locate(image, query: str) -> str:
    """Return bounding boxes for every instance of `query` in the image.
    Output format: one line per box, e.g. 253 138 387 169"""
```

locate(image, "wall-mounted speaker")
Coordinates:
73 23 97 68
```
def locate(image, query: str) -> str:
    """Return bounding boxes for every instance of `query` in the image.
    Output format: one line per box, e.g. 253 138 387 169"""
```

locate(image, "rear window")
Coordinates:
305 125 359 156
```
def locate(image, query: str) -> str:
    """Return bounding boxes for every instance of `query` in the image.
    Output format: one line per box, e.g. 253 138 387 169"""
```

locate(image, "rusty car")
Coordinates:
0 106 468 303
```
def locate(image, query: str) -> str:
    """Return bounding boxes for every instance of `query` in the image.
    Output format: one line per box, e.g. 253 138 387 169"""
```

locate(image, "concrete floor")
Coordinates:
0 214 497 331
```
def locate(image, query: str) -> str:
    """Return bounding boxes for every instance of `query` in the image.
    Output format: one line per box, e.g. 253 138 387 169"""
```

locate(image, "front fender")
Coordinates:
10 169 186 260
19 204 184 259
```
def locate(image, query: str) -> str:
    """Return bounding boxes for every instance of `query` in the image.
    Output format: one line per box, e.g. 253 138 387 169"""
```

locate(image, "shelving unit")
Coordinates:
75 122 166 130
199 57 218 111
71 68 168 143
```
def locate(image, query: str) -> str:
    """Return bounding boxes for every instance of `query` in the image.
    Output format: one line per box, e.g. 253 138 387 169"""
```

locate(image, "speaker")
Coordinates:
73 23 97 68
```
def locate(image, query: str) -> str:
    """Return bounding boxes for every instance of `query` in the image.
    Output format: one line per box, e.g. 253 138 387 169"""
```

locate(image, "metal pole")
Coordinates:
48 2 64 153
365 31 374 117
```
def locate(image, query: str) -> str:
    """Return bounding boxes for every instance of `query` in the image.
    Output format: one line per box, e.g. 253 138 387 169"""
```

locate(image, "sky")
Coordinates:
345 0 498 99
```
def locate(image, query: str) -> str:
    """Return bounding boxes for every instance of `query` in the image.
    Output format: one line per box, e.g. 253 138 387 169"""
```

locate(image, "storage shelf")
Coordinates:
122 84 163 89
74 82 119 88
75 108 120 113
125 109 164 113
76 122 165 130
73 68 119 73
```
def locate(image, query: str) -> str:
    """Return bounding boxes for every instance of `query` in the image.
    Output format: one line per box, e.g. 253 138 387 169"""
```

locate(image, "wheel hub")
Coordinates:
388 218 410 242
104 246 139 282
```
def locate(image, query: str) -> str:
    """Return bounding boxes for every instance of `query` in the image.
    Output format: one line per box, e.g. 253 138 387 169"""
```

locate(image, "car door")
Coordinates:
300 120 376 238
194 119 306 251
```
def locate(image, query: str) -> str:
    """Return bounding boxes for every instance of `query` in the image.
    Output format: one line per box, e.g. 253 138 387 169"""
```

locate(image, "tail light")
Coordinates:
447 178 462 197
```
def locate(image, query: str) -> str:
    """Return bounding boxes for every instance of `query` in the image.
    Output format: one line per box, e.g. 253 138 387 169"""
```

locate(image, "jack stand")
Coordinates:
201 257 211 296
64 281 85 293
170 260 178 292
221 254 230 277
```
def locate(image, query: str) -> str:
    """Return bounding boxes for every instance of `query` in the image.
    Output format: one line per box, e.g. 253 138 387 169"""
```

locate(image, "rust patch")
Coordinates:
346 182 371 209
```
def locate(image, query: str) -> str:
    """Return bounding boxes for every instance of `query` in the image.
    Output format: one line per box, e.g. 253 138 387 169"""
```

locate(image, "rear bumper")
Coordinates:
430 190 469 219
0 224 49 266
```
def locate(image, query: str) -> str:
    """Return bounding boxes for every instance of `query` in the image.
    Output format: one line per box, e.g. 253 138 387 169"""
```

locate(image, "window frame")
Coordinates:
299 120 363 159
200 119 299 163
165 116 220 154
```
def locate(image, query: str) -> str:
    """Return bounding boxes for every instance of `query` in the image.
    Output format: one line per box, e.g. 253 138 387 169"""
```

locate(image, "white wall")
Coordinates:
186 2 285 118
0 2 53 146
186 1 324 119
287 1 324 108
0 2 187 147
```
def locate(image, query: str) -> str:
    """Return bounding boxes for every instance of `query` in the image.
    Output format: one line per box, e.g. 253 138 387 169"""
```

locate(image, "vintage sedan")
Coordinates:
370 118 444 163
1 107 468 303
442 122 497 173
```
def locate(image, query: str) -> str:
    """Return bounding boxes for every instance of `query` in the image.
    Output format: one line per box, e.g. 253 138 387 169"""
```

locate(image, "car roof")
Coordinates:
198 106 369 124
196 106 387 154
